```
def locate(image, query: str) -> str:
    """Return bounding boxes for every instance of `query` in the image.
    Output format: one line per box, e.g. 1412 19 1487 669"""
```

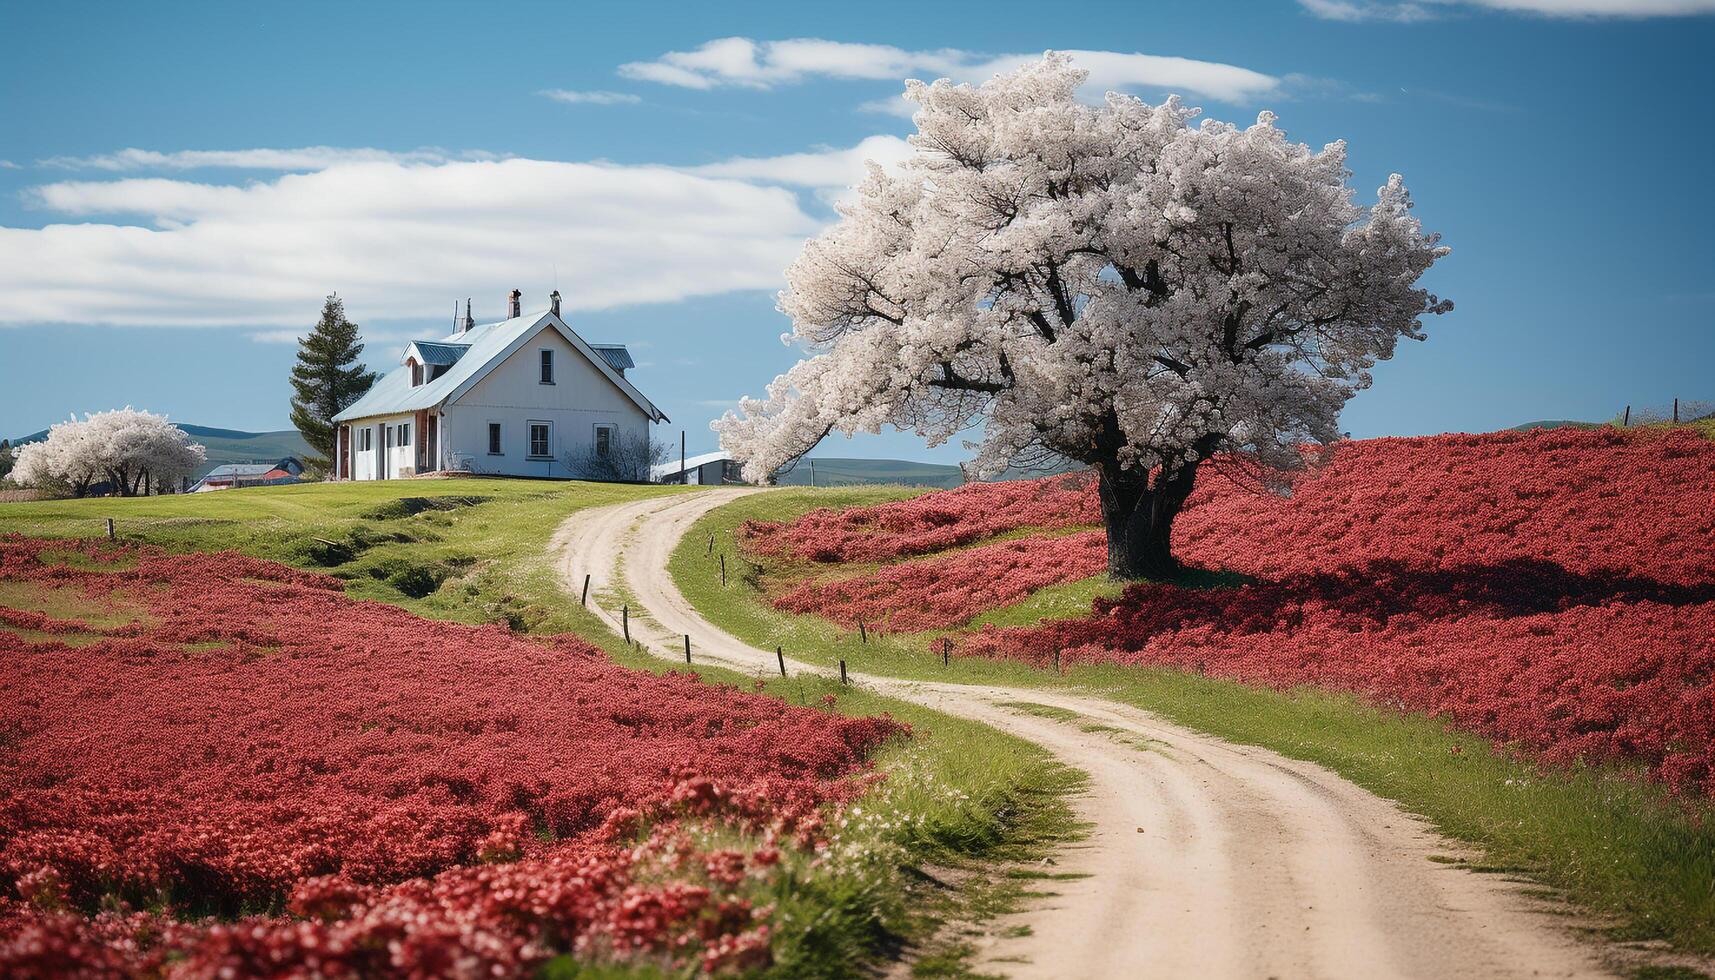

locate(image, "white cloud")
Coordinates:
37 146 499 172
1299 0 1714 19
0 160 20 170
688 135 912 188
2 157 825 327
247 329 307 344
539 89 642 105
621 39 1281 104
857 94 918 118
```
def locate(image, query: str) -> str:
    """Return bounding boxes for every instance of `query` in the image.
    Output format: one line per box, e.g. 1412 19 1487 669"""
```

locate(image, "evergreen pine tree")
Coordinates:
289 294 377 474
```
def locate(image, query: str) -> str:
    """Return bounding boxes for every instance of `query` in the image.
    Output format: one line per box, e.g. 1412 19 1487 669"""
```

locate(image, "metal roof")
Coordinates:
651 450 731 481
409 341 469 366
589 345 635 372
334 311 667 424
205 463 279 478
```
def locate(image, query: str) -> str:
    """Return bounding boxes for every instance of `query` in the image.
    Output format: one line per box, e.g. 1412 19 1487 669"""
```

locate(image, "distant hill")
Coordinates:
772 457 966 489
8 423 310 478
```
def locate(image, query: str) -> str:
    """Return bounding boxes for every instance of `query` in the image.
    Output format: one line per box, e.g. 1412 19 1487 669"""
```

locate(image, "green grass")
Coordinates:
677 486 1715 960
4 478 1082 978
2 479 691 635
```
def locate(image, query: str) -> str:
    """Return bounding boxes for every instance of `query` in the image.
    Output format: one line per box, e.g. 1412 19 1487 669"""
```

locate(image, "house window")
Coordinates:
359 428 372 452
539 349 554 384
594 424 615 458
397 423 411 447
386 426 395 449
528 422 551 459
488 423 503 455
410 361 423 386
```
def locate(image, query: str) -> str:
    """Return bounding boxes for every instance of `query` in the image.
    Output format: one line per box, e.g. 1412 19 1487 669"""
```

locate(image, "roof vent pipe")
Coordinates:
460 298 474 334
549 289 562 317
507 289 522 319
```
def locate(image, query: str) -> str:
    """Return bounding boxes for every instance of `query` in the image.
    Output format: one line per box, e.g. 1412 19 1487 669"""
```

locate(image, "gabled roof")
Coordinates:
334 312 667 424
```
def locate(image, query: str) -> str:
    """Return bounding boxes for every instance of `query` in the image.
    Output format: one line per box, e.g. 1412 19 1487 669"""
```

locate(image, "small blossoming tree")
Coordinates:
716 55 1450 579
13 408 206 497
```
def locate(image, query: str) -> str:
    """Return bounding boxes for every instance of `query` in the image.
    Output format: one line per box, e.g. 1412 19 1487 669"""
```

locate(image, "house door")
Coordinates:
375 424 385 479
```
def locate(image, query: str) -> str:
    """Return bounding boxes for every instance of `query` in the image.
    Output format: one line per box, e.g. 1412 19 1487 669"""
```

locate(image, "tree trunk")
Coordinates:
1094 456 1204 581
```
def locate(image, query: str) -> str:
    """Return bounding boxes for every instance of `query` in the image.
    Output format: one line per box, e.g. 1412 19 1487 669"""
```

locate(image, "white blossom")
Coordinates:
13 408 207 497
714 55 1449 575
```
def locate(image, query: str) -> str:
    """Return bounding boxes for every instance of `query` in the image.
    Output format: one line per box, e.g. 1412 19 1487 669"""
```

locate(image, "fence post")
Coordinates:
684 634 692 664
943 638 951 667
1053 648 1061 675
106 518 115 542
720 554 727 587
1674 398 1680 423
707 534 714 556
777 646 787 677
858 619 867 644
581 573 590 606
622 605 629 643
1623 405 1631 427
839 659 848 685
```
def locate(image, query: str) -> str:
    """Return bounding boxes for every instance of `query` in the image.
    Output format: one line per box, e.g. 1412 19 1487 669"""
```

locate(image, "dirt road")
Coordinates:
551 490 1609 979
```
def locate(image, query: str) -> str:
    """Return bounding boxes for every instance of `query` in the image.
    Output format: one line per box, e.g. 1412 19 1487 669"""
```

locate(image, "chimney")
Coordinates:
459 298 474 334
507 288 522 319
549 289 562 317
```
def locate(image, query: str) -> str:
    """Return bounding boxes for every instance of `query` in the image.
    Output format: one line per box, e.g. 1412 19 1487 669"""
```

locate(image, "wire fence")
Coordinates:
1619 399 1713 427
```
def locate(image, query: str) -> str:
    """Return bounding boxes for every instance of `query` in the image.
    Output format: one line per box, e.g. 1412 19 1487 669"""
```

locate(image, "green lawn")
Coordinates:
677 487 1715 961
3 479 1080 978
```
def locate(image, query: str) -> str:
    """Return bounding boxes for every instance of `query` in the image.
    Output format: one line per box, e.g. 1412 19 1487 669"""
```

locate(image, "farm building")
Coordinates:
190 457 304 492
332 291 667 480
651 450 744 486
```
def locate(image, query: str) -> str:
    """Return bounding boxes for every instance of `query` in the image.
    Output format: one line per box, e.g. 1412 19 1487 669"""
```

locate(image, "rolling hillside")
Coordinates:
771 457 965 489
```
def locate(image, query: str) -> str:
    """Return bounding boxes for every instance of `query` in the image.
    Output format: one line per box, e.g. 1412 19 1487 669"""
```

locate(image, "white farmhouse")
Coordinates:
332 290 667 480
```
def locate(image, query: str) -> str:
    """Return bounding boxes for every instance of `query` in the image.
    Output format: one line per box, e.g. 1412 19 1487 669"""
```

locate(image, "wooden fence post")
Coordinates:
581 573 590 606
777 646 787 677
857 619 867 644
684 634 692 664
1053 648 1061 675
707 534 714 556
943 638 951 667
720 554 727 587
839 660 848 685
106 518 115 541
1623 405 1631 426
1674 398 1680 423
622 605 629 643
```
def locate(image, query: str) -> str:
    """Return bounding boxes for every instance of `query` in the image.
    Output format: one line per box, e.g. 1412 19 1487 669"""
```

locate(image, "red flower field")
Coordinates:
758 428 1715 793
0 536 904 976
772 530 1108 632
742 472 1097 564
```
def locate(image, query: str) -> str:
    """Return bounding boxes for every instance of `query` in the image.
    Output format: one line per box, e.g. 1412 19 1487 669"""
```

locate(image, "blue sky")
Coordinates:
3 0 1712 460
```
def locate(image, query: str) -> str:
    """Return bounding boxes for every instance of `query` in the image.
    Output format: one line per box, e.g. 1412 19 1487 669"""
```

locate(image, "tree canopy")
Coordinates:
12 409 206 497
716 55 1450 578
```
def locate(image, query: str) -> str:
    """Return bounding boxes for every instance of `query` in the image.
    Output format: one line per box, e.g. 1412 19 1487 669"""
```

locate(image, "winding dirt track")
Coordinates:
551 489 1610 979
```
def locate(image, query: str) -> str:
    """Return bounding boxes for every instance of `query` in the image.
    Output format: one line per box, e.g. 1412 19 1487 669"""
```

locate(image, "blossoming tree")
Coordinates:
13 408 206 497
716 55 1451 579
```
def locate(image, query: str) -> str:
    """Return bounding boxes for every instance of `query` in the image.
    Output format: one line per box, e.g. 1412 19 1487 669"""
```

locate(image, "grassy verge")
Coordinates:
4 480 1080 977
678 487 1715 960
1 479 695 637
